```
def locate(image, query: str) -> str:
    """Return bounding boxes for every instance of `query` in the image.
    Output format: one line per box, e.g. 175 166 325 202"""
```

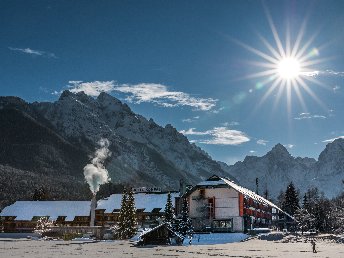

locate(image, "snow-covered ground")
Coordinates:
0 234 343 258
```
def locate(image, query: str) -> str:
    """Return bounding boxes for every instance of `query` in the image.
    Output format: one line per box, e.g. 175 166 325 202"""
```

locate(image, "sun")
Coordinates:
232 5 327 114
278 57 301 80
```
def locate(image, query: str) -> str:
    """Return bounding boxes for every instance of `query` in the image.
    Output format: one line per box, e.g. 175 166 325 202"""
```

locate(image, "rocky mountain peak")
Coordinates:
266 143 292 159
318 138 344 164
58 90 74 100
97 92 131 113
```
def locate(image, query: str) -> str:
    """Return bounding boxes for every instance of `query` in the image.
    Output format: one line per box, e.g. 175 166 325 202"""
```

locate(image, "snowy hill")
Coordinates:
227 140 344 199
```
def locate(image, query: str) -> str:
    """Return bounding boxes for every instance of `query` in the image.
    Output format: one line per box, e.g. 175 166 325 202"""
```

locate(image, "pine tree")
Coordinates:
283 182 300 216
32 186 49 201
302 193 310 211
276 190 285 207
117 188 128 239
164 192 174 223
294 208 315 234
176 198 193 239
125 187 137 238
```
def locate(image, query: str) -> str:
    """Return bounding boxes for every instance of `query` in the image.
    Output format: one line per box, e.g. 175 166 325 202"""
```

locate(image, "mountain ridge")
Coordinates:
0 91 343 208
227 138 344 199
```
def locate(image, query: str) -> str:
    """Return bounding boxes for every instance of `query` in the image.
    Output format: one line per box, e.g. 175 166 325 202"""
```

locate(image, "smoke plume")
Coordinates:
83 138 111 194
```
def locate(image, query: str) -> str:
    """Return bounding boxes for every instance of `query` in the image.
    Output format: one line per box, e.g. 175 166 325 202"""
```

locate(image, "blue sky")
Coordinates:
1 0 344 164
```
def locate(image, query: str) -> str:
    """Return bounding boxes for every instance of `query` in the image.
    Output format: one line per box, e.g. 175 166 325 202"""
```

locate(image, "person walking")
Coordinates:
311 240 317 253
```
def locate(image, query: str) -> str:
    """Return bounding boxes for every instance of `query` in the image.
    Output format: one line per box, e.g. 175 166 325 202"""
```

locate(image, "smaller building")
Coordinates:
137 223 183 246
0 201 91 232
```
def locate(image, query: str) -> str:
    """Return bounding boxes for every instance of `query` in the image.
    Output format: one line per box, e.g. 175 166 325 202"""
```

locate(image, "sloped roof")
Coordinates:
139 222 183 240
0 201 91 221
97 192 179 213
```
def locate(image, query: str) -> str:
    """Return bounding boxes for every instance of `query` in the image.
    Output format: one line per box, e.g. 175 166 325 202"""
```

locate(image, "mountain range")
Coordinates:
0 91 343 209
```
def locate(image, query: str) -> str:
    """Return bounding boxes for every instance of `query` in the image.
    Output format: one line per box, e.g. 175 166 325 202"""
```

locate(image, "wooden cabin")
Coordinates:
137 223 183 246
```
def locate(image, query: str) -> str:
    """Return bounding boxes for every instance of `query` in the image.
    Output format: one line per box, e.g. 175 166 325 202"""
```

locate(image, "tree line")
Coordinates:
277 182 344 233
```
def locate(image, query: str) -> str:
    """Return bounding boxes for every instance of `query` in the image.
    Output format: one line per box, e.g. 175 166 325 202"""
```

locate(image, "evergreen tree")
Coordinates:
283 182 300 216
276 190 285 208
117 188 128 239
164 192 174 223
117 187 137 239
32 186 49 201
331 193 344 233
302 193 310 211
294 208 315 234
125 187 137 238
176 198 193 239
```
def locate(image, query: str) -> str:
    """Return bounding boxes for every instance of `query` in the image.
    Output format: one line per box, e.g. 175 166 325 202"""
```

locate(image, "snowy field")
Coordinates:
0 234 343 258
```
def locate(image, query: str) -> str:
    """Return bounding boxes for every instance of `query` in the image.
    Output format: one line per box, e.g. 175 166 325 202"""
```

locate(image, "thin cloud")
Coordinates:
180 127 250 145
68 81 115 97
8 47 57 58
284 144 294 149
66 81 217 111
302 69 344 78
322 136 344 143
182 116 200 123
294 113 326 120
180 128 209 136
222 121 240 126
116 83 217 111
257 139 268 146
249 150 256 153
333 85 341 93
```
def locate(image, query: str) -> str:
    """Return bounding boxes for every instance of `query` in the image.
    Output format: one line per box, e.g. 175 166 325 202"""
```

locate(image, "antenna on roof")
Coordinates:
255 178 259 195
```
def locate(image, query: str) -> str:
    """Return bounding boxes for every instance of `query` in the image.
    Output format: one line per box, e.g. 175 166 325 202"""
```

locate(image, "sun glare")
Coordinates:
233 5 327 115
278 58 301 79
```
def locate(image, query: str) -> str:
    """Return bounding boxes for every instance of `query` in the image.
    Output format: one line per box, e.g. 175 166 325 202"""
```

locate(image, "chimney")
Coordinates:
90 195 97 227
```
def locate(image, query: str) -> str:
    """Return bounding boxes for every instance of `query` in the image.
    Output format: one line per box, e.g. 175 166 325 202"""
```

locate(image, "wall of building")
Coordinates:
188 186 243 232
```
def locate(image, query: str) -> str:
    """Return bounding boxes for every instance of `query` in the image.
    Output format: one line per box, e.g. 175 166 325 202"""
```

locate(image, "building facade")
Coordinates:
183 175 283 232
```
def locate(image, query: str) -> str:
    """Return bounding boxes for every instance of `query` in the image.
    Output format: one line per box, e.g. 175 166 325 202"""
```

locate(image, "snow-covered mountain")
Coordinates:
227 140 344 199
31 90 235 189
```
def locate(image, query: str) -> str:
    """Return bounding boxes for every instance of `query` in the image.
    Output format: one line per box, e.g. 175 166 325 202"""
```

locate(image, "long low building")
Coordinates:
0 193 179 232
0 201 91 232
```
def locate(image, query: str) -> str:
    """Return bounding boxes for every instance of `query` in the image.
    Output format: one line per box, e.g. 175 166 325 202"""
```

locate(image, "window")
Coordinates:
213 219 232 229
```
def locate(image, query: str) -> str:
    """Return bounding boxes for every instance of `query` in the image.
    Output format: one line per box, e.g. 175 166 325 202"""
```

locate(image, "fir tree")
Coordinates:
283 182 300 216
176 198 193 239
117 187 137 239
125 187 137 238
164 192 174 223
302 193 310 211
294 208 315 234
117 188 128 239
32 186 49 201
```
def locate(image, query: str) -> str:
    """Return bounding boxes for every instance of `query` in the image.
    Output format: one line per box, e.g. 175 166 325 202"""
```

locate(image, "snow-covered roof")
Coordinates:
138 222 183 241
97 192 179 213
220 177 293 218
0 201 91 221
196 179 227 186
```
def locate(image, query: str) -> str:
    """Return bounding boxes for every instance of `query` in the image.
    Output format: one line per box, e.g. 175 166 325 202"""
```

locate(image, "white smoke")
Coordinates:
83 138 111 194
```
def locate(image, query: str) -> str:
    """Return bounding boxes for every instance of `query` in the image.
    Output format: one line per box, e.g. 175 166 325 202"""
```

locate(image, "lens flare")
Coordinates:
233 4 328 114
